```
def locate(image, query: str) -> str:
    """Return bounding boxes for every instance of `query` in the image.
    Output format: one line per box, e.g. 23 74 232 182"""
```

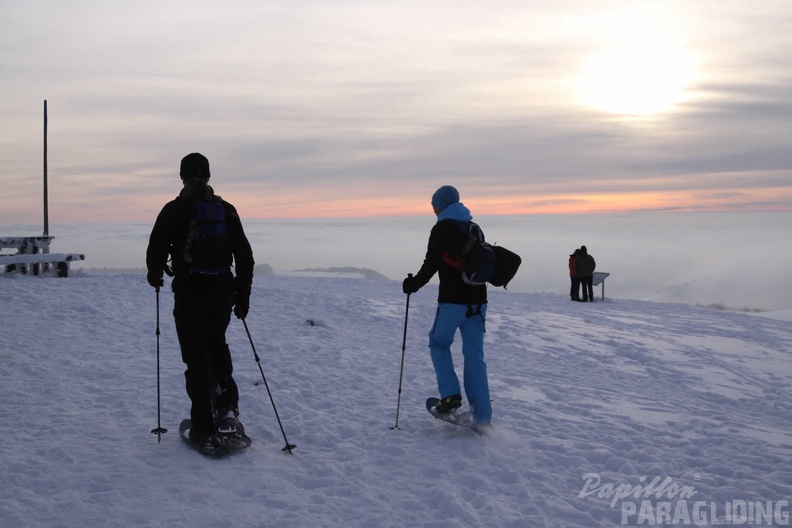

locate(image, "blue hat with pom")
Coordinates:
431 185 460 212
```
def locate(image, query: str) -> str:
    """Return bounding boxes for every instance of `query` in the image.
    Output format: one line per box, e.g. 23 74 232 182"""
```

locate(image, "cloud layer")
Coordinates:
1 0 790 222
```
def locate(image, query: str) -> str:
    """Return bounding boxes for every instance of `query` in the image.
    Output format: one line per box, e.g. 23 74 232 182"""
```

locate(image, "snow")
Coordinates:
1 272 791 527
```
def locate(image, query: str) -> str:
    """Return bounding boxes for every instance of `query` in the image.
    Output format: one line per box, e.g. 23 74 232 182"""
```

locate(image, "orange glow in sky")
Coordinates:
224 187 792 220
15 185 792 224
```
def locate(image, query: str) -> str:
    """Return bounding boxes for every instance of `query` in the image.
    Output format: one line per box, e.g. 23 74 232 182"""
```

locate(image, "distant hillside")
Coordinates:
293 267 389 280
78 263 276 276
254 263 274 276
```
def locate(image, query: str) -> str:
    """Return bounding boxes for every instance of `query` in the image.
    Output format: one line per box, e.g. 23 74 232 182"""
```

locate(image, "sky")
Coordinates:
1 0 791 223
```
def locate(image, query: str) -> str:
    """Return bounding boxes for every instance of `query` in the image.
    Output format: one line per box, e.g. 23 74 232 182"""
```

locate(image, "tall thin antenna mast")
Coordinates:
43 100 49 237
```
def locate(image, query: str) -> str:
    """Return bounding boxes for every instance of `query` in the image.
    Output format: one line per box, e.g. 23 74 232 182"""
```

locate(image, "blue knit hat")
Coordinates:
431 185 460 212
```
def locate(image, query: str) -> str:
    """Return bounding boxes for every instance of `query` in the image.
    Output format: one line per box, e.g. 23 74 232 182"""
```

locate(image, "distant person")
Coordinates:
146 153 254 453
402 185 492 428
576 245 596 302
569 249 581 301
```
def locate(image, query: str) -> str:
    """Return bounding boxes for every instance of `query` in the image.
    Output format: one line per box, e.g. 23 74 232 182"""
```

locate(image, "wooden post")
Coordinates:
43 100 49 237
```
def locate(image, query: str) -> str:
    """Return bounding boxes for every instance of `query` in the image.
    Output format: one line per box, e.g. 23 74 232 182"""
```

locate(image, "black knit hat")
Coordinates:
180 153 210 180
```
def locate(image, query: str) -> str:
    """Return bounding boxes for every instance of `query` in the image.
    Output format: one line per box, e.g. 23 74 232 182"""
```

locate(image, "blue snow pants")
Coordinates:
428 302 491 424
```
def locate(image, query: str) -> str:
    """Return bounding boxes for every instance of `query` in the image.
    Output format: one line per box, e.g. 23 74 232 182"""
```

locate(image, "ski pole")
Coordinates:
151 287 168 442
391 274 412 430
242 319 297 454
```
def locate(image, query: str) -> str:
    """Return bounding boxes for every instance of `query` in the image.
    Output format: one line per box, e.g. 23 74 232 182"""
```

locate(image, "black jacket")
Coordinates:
413 220 487 305
575 252 596 278
146 182 254 300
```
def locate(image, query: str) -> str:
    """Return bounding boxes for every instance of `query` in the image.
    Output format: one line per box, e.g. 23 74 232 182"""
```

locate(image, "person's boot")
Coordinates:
433 394 462 414
217 408 243 435
189 429 230 457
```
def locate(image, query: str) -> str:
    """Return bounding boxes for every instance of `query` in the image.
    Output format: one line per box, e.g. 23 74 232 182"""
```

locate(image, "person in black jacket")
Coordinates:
402 185 491 427
146 153 254 450
575 245 596 302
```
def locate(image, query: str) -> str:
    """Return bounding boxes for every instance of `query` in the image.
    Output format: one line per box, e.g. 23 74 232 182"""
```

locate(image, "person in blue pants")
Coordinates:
402 185 492 426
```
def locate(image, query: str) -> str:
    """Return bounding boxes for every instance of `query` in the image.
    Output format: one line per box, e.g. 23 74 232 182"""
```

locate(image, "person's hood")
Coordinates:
437 202 472 222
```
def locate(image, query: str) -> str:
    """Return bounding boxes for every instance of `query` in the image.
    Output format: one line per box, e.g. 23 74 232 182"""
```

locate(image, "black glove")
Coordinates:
402 276 418 294
147 271 164 289
234 297 250 320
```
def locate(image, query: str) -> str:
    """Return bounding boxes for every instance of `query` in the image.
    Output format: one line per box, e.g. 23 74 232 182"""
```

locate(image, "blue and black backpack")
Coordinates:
443 221 522 288
182 198 232 275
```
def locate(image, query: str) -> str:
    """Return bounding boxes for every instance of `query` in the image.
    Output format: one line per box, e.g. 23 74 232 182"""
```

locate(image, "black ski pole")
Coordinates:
391 274 412 430
242 319 297 454
151 287 168 442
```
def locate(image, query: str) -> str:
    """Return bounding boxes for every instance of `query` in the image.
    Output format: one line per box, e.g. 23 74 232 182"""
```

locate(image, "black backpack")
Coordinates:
182 198 231 275
444 221 522 288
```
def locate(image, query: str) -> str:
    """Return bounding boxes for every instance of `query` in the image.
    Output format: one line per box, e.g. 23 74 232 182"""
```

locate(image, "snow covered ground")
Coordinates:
1 272 791 527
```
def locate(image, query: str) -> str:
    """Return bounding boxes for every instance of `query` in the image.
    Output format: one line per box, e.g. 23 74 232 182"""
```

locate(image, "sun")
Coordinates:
575 10 696 116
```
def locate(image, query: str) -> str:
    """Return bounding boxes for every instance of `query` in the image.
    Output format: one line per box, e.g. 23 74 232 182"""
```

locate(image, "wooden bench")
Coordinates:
1 236 85 277
592 271 610 300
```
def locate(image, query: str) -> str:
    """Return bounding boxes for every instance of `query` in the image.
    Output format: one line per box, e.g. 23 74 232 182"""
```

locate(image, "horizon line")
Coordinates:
3 204 791 227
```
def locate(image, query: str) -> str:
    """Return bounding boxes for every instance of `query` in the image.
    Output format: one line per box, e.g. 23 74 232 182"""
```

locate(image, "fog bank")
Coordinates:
3 212 789 311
